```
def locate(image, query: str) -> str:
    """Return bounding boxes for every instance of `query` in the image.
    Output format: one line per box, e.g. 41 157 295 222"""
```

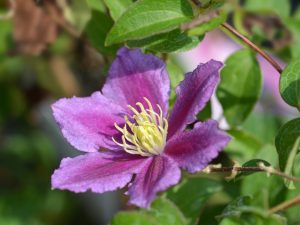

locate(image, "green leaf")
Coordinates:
295 6 300 21
217 196 252 220
127 29 201 53
217 196 287 225
0 20 12 55
236 159 271 179
198 0 225 12
225 129 263 163
63 0 91 32
219 218 240 225
279 58 300 109
110 212 159 225
166 178 222 225
255 144 279 166
85 11 119 54
86 0 106 12
188 11 226 36
283 18 300 59
167 59 184 105
105 0 194 45
104 0 133 21
275 118 300 171
197 101 212 121
283 137 300 189
244 0 290 18
217 49 262 127
242 112 282 144
146 197 187 225
110 197 187 225
240 146 284 208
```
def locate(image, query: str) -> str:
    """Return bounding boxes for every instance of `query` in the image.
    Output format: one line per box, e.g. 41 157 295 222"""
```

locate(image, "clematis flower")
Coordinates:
51 48 230 208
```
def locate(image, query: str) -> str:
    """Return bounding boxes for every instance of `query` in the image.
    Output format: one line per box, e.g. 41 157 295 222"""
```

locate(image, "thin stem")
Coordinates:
269 195 300 214
209 166 264 173
221 22 283 74
271 170 300 183
204 166 300 183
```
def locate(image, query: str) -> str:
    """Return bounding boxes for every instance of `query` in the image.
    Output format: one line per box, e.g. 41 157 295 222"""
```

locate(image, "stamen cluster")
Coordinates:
113 97 168 157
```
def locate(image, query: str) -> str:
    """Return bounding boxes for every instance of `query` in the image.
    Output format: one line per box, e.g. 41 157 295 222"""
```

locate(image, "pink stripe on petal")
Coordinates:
52 152 147 193
102 48 170 116
165 120 230 173
167 60 222 139
52 91 126 152
128 155 181 208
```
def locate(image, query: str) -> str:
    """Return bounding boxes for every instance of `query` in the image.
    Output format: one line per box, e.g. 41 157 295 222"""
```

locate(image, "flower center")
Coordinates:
112 97 168 157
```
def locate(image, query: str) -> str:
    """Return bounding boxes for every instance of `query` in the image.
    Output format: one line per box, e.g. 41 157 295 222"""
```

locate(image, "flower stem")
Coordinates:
269 195 300 214
221 22 283 74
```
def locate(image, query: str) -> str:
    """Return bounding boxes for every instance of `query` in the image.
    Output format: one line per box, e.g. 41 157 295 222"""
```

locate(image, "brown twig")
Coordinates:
269 195 300 214
209 166 264 173
221 22 283 74
202 165 300 183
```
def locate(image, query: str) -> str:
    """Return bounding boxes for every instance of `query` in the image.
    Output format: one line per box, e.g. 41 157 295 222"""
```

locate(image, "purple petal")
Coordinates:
52 152 147 193
128 155 181 208
52 92 126 152
164 120 230 173
167 60 223 139
102 48 170 116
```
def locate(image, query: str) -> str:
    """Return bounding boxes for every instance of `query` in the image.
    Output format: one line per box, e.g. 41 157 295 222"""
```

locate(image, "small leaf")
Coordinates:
275 118 300 171
240 146 284 208
105 0 194 45
86 0 106 12
85 11 119 55
295 6 300 21
110 198 187 225
198 0 225 12
63 0 91 33
225 129 263 163
283 137 300 189
197 101 212 121
0 20 12 54
236 159 271 179
244 0 290 18
127 29 201 53
242 112 281 143
110 212 159 225
103 0 133 21
146 197 187 225
217 49 262 127
217 196 287 225
216 196 252 220
279 58 300 109
167 59 184 105
283 18 300 59
166 178 222 225
188 11 226 36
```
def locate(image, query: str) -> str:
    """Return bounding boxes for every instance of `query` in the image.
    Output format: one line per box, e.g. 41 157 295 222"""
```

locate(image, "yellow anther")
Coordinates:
112 97 168 157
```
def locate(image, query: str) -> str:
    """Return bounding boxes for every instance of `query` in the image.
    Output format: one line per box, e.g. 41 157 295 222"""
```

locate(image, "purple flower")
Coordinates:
51 48 230 208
